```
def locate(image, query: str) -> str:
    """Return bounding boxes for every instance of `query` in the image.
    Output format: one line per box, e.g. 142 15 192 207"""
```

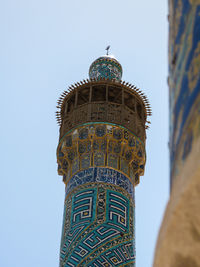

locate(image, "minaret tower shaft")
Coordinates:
56 54 151 267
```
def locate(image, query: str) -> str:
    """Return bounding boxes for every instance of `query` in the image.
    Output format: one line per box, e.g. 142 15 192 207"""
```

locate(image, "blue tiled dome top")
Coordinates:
89 55 123 81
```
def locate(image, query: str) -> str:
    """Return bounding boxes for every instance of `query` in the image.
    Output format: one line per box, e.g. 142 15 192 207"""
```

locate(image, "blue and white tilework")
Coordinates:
60 173 135 267
65 167 135 200
89 56 122 81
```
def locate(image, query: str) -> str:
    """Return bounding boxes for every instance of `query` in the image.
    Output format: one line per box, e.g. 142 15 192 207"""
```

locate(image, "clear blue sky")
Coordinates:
0 0 169 266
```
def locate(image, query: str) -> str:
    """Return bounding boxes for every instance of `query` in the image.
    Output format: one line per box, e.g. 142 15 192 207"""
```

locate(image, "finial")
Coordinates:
105 45 110 55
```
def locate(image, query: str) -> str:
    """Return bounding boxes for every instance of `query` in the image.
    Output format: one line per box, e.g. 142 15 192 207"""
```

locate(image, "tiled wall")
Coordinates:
60 168 135 267
169 0 200 188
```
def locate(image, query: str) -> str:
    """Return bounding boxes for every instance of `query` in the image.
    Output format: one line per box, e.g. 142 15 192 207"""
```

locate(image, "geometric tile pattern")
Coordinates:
88 242 135 266
60 180 135 267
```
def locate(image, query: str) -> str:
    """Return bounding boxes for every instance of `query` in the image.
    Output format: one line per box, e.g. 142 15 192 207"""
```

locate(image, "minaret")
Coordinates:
56 52 151 267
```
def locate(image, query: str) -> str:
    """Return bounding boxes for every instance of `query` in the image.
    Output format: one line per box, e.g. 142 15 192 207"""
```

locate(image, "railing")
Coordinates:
60 102 146 142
